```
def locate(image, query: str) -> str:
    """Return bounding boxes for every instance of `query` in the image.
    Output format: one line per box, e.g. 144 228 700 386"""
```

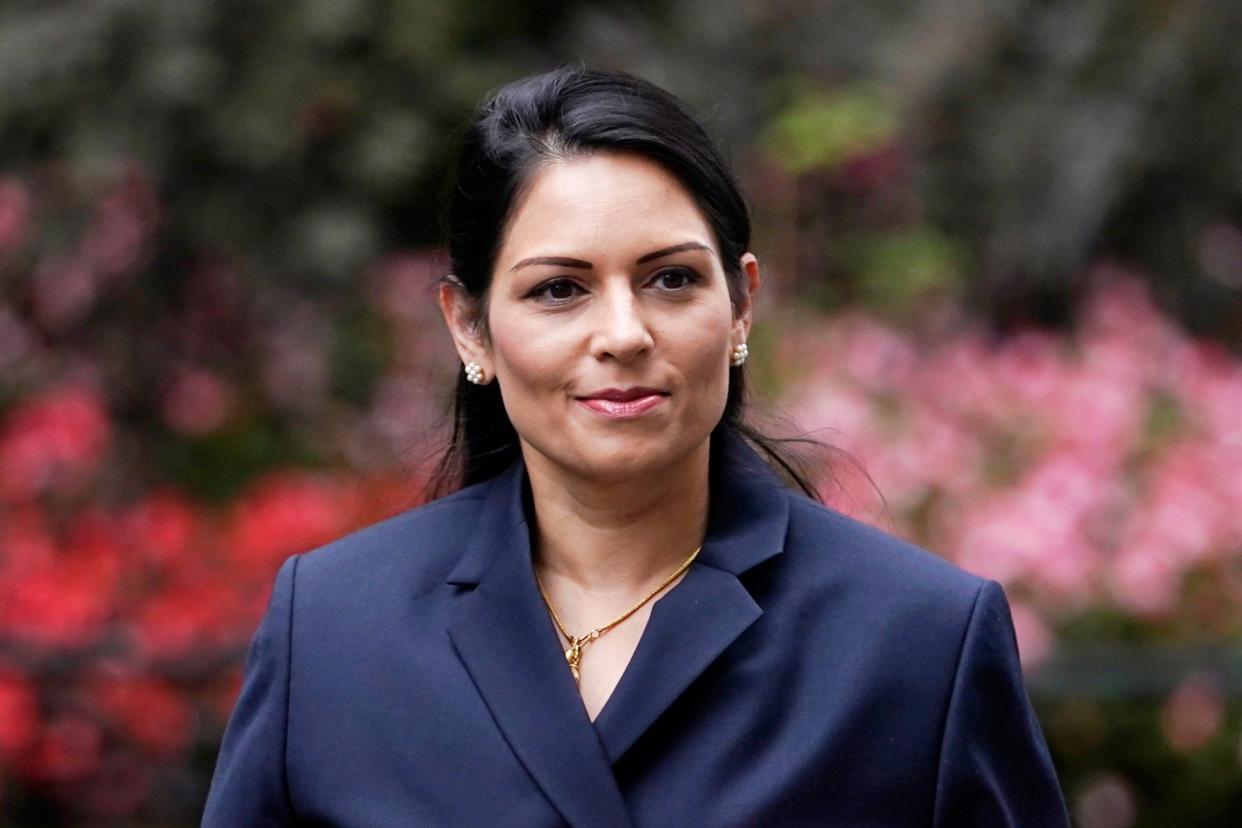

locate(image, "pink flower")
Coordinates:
1080 266 1173 350
0 304 35 372
788 380 875 445
159 368 237 435
258 302 330 413
1108 544 1181 619
1045 371 1144 460
835 315 917 393
78 163 159 281
1160 672 1225 752
30 256 98 331
915 333 1005 423
952 498 1044 586
992 330 1065 410
1198 366 1242 446
364 249 450 323
1008 601 1055 670
0 178 32 259
1021 451 1109 523
1138 443 1232 567
1075 772 1137 828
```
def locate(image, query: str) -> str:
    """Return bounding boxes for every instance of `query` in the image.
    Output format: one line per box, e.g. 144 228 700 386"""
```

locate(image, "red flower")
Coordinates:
22 714 102 785
223 471 361 574
1 569 114 649
87 674 192 758
0 502 57 580
79 752 151 819
0 509 122 649
129 580 240 661
121 489 203 571
0 385 112 500
0 672 40 764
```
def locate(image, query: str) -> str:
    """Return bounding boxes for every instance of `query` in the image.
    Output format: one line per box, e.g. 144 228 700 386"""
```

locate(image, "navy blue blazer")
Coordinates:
203 429 1069 826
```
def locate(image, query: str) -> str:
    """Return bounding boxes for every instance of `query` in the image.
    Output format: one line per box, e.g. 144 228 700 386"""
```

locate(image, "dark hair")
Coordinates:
427 65 830 501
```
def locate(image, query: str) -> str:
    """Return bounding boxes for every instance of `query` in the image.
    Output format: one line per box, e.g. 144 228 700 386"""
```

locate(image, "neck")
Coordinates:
523 439 710 595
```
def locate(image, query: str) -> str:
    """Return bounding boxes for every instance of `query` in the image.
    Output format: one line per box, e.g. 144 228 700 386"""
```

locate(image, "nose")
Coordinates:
589 283 654 363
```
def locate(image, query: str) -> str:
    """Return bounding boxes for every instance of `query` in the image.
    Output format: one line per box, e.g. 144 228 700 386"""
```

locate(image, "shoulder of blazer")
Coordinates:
290 477 497 601
781 490 986 610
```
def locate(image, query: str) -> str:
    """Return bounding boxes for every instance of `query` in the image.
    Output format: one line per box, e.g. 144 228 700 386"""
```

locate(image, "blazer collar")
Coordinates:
446 426 791 587
444 427 791 827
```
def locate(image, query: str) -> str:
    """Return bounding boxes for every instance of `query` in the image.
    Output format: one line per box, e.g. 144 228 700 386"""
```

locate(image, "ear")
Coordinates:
437 278 492 374
732 252 761 346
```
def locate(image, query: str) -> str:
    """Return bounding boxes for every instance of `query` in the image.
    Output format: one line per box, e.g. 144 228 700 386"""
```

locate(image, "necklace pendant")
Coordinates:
564 639 583 682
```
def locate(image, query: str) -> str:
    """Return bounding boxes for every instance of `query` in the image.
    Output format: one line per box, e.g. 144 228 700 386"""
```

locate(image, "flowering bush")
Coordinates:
0 153 1236 826
2 265 1239 822
3 0 1241 822
775 272 1242 826
783 270 1242 657
0 460 411 821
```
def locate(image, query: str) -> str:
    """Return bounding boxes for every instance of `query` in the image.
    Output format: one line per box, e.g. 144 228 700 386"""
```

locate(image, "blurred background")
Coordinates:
2 0 1241 824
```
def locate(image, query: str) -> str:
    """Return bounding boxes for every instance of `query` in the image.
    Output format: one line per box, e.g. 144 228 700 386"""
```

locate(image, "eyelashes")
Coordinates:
530 278 583 303
525 267 702 305
651 267 698 291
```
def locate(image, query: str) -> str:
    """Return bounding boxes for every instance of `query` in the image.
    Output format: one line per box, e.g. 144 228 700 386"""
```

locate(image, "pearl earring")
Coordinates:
730 342 749 367
464 362 486 384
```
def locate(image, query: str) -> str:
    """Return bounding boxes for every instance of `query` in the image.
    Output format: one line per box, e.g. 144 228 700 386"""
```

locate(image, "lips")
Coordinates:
576 387 669 419
578 386 668 402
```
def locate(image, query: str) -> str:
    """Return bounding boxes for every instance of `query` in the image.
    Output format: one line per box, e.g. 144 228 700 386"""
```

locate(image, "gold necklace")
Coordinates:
534 545 702 682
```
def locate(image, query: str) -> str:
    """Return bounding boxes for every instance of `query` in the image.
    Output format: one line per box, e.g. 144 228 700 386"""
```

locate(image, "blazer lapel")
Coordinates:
591 428 792 763
446 462 634 828
445 427 792 810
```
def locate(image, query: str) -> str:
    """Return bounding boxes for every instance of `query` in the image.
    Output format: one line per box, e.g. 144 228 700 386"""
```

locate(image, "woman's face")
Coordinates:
442 151 759 483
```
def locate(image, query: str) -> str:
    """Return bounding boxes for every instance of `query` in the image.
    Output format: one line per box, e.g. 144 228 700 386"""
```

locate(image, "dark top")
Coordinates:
202 428 1070 826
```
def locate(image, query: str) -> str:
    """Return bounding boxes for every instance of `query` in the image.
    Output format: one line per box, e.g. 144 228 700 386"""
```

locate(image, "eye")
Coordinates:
650 267 700 291
528 278 585 304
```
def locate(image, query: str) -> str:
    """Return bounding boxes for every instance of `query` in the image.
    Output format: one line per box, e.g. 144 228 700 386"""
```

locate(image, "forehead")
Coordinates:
496 152 716 266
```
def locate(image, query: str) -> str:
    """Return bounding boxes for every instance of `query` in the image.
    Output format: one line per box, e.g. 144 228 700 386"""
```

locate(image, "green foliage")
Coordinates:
1040 696 1242 827
842 228 965 314
330 308 389 406
154 415 319 503
760 83 899 174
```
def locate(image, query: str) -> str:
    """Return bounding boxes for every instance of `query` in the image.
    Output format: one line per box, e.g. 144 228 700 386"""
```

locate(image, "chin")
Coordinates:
570 444 662 479
569 433 704 482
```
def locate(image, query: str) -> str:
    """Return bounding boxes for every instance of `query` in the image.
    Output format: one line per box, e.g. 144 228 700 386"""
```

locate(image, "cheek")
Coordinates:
667 313 733 395
487 316 574 398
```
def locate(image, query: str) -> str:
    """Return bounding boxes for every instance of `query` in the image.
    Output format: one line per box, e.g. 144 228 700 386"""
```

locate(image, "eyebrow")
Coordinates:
509 241 713 272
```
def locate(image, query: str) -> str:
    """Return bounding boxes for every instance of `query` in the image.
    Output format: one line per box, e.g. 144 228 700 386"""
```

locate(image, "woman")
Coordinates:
203 67 1070 826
